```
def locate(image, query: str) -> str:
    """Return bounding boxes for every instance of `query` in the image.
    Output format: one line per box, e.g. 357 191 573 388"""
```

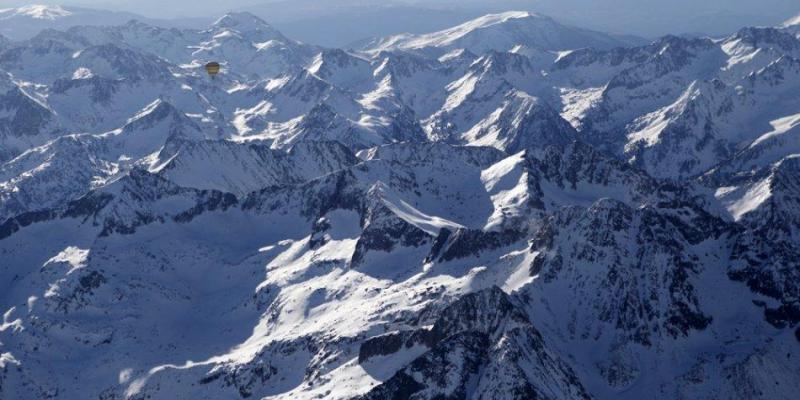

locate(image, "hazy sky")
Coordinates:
2 0 262 15
3 0 797 19
3 0 798 38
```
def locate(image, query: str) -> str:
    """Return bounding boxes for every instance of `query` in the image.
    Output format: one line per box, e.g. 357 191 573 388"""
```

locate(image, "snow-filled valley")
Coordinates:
1 6 800 400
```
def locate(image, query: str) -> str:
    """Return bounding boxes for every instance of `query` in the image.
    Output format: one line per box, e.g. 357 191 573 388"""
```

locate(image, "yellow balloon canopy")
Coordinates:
205 61 221 78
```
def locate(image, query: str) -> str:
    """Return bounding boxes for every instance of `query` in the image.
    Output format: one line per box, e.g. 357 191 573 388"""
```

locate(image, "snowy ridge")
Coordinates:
781 13 800 28
361 11 643 56
152 139 357 196
0 4 175 41
0 99 212 221
1 5 73 21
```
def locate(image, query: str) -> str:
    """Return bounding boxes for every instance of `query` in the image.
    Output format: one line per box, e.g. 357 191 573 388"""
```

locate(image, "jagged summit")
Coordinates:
212 11 281 36
120 98 199 134
728 26 800 52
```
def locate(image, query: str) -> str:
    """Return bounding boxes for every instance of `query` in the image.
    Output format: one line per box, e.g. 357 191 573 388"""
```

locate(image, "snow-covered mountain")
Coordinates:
782 13 800 33
1 9 800 400
0 4 202 41
359 11 644 57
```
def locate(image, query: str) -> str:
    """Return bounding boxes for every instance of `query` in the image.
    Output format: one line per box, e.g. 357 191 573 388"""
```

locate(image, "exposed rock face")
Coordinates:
528 198 721 345
728 157 800 328
359 287 591 400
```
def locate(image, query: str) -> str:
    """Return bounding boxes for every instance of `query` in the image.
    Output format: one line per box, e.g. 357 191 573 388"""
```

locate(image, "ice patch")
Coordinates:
380 188 465 235
0 352 20 368
481 152 530 230
560 87 604 129
72 67 93 80
481 151 526 193
45 246 90 275
555 50 574 62
716 177 773 221
502 250 539 293
781 14 800 28
750 113 800 147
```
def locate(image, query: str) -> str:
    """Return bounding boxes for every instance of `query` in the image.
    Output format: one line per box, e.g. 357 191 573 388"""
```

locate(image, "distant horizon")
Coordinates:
1 1 798 40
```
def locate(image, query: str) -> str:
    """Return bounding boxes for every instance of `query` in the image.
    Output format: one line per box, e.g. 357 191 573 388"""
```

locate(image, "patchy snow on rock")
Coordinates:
716 176 773 221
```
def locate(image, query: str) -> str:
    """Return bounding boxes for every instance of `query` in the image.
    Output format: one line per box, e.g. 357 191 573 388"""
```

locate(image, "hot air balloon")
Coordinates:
205 61 221 79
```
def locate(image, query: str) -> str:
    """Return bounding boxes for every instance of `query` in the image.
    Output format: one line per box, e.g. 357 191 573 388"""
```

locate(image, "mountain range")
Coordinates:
0 4 208 40
1 6 800 400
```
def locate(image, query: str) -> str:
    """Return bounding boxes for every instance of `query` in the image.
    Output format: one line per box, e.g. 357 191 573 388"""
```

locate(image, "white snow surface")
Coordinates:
781 13 800 28
2 5 73 21
361 11 640 56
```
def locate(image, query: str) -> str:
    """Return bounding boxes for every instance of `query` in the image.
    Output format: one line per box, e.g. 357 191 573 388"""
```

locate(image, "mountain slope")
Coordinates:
359 287 592 400
0 71 63 161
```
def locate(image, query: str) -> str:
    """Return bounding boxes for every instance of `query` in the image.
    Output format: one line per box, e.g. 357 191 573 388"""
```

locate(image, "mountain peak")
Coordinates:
773 154 800 184
212 11 273 33
363 10 638 55
471 50 534 74
403 10 555 50
781 13 800 28
208 11 290 47
731 26 800 50
461 10 544 25
3 5 73 21
124 99 192 126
